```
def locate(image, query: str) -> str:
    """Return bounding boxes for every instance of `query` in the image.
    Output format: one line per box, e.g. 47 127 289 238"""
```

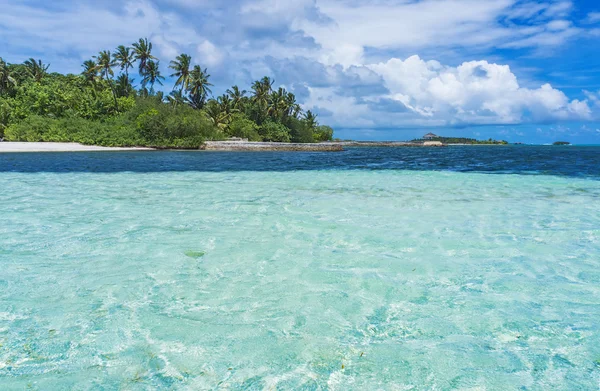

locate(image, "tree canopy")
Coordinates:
0 38 333 146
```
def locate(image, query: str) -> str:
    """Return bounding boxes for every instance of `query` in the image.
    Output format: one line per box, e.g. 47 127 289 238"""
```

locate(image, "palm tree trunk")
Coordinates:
106 70 119 111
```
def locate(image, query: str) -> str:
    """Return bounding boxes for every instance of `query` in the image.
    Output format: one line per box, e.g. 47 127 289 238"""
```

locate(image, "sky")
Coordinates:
2 0 600 143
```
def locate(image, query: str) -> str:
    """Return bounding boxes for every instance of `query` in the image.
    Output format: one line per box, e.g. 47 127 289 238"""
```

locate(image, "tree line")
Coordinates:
0 38 333 147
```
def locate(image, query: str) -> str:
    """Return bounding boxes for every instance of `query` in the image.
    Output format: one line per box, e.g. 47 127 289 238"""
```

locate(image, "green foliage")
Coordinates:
0 39 334 147
227 114 261 141
9 75 117 120
313 125 334 142
0 98 11 138
259 121 291 143
5 98 219 148
287 117 314 143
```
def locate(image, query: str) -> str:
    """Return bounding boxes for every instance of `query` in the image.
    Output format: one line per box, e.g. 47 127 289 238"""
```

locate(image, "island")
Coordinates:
0 39 334 150
553 141 571 146
413 133 508 145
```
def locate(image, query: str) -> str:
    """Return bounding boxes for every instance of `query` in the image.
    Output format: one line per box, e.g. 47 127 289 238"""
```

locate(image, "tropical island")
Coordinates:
412 133 508 145
0 38 334 149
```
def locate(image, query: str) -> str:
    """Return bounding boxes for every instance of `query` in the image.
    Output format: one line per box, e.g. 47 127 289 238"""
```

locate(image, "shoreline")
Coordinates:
0 140 513 153
0 142 154 153
201 141 344 152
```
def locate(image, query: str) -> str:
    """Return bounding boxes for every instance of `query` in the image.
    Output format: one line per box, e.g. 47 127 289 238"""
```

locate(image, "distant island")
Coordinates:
553 141 571 146
0 38 334 149
412 132 508 145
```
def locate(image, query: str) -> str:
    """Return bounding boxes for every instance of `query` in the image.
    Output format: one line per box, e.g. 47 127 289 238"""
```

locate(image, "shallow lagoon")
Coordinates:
1 147 600 390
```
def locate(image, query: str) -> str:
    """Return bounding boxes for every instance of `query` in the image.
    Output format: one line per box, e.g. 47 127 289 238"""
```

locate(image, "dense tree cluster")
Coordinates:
0 39 333 147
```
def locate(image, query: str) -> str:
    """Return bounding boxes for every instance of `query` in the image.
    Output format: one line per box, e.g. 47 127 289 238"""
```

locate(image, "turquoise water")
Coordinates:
1 149 600 390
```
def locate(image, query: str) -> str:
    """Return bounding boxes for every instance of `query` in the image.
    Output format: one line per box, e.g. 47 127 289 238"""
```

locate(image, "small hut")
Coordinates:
423 132 438 140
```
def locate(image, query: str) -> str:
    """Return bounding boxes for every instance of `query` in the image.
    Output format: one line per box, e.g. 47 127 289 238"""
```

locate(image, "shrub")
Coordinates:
313 125 334 142
0 98 12 138
259 121 291 143
287 117 314 143
227 114 261 141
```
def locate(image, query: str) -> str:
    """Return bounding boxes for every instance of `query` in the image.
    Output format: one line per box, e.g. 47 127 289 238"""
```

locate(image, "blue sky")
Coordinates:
2 0 600 143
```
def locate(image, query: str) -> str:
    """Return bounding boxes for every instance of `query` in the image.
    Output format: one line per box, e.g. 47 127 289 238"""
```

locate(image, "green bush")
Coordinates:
313 125 334 142
286 117 313 143
227 114 261 141
259 121 291 142
0 98 12 138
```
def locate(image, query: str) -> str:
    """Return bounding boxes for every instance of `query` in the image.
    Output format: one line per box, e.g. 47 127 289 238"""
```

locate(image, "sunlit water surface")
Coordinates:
1 147 600 390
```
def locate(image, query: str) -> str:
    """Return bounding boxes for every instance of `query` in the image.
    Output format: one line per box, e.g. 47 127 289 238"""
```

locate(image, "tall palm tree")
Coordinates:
205 100 230 132
0 57 16 94
217 94 237 116
81 59 99 83
304 110 318 129
132 38 157 77
93 50 119 110
115 74 135 97
226 85 247 110
167 90 187 107
169 53 192 93
113 45 135 77
286 92 302 118
24 58 50 82
142 60 164 94
251 76 274 111
188 66 212 109
269 87 289 119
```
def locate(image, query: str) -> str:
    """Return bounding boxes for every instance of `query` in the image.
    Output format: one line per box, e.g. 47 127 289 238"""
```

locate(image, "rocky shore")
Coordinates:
339 141 445 147
202 141 344 151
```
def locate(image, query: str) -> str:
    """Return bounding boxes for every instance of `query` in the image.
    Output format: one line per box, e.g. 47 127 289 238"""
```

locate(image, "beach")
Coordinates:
0 142 154 153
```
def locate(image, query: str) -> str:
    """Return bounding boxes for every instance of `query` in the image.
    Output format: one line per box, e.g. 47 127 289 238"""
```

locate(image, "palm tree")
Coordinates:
169 53 192 93
251 76 274 111
142 60 164 94
0 57 16 94
167 90 187 107
205 100 230 132
188 66 212 109
286 92 301 118
93 50 119 110
113 45 134 77
115 74 135 97
24 58 50 82
226 85 247 110
81 60 99 84
217 94 237 116
269 87 289 119
304 110 318 129
132 38 157 77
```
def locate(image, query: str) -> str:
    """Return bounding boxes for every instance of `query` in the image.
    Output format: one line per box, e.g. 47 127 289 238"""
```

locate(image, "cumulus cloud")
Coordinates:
302 56 592 128
0 0 597 131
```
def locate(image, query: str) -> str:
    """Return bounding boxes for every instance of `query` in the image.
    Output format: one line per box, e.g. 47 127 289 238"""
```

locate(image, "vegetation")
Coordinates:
0 39 333 146
413 136 508 145
553 141 570 146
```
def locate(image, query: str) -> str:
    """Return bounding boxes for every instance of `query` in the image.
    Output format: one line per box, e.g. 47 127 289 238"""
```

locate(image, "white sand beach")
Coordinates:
0 142 154 153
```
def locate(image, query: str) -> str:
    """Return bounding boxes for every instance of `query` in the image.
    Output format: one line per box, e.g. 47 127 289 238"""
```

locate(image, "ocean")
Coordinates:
1 146 599 390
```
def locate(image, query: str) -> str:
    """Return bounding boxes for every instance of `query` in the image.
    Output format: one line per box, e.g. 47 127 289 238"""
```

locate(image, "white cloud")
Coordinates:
294 0 583 66
0 0 204 72
196 40 224 67
0 0 597 131
586 12 600 24
302 56 592 128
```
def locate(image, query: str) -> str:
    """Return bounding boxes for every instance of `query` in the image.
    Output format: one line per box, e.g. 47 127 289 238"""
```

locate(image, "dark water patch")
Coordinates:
1 146 599 178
